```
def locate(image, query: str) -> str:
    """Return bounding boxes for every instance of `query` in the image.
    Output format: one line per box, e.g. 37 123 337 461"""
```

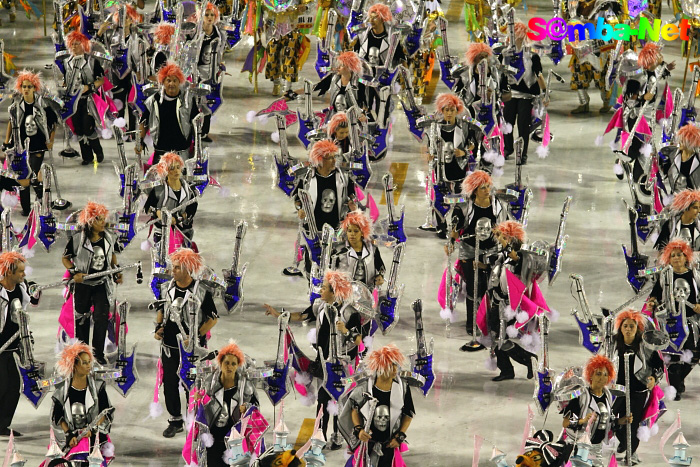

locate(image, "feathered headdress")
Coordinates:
336 51 362 75
78 202 108 227
308 140 338 167
341 210 372 238
155 152 184 178
461 170 492 196
169 248 204 276
57 342 93 378
157 61 185 85
494 220 526 243
324 270 352 302
0 251 25 279
670 189 700 213
614 308 646 333
435 93 464 114
14 69 41 93
368 3 392 23
659 238 695 267
583 354 615 385
366 344 407 377
677 123 700 150
217 340 245 366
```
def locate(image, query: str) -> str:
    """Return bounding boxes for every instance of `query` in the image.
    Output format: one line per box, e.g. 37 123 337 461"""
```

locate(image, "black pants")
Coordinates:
668 327 699 394
73 282 110 360
317 385 338 440
0 351 20 430
161 345 187 419
494 342 535 376
111 75 136 134
202 114 211 137
459 259 489 333
503 97 533 160
19 152 45 213
78 138 104 164
207 439 228 467
613 390 648 456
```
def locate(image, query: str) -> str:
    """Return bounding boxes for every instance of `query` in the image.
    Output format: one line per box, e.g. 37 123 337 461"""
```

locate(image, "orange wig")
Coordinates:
14 69 41 93
368 3 392 23
308 140 339 167
637 43 662 70
155 152 185 178
324 270 352 302
0 251 26 279
367 344 408 377
153 22 176 45
66 31 91 54
157 62 185 85
670 189 700 213
614 309 646 333
170 248 204 276
78 202 109 227
583 354 615 385
461 170 492 196
327 112 349 138
336 51 363 75
659 238 694 267
494 220 526 243
217 340 245 366
435 93 464 114
465 43 493 66
677 123 700 150
341 211 372 238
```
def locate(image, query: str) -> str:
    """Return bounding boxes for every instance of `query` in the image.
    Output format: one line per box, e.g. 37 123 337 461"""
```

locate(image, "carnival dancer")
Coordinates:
654 189 700 251
327 111 351 153
406 6 441 103
154 248 218 438
454 42 510 122
50 342 114 462
486 220 537 381
502 22 547 164
61 202 123 365
343 344 415 467
3 70 57 215
313 51 368 120
150 22 176 76
62 31 107 165
291 140 357 275
192 2 226 141
143 152 199 246
646 239 700 401
611 309 664 465
264 270 363 450
636 43 675 111
137 61 200 165
659 123 700 193
561 355 627 467
331 210 385 289
199 341 260 466
0 251 39 436
446 170 507 350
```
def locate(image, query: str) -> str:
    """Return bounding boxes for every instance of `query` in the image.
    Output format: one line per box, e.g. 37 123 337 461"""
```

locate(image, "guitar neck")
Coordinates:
628 208 640 257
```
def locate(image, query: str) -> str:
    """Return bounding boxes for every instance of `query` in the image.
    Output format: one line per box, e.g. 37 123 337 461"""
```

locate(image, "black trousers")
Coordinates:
317 385 338 440
161 345 187 419
613 390 648 456
0 351 20 430
494 342 535 376
73 282 110 360
503 97 533 160
458 259 489 333
668 327 699 394
19 152 45 213
207 439 228 467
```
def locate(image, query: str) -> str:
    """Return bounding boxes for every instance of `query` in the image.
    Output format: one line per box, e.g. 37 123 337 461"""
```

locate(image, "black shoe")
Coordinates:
527 362 535 380
21 209 30 217
284 90 299 101
0 428 21 436
163 421 184 438
329 441 344 451
94 356 107 366
81 160 91 165
492 373 515 382
96 154 104 163
436 229 447 239
675 393 682 401
202 135 213 143
460 342 485 352
282 266 303 277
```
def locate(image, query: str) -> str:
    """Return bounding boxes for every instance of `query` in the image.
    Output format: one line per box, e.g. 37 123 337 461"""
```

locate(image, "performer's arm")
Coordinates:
3 120 10 146
351 407 371 442
264 303 311 321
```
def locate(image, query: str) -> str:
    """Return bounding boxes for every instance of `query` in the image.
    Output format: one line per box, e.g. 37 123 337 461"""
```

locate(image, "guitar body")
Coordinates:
634 209 653 243
323 358 349 401
296 109 317 150
192 159 210 195
432 183 451 218
621 245 648 293
287 330 313 374
476 103 496 135
115 212 137 249
548 41 564 65
274 155 296 197
14 355 47 408
176 336 204 391
505 183 532 222
37 214 57 251
264 360 291 406
351 151 372 190
54 44 68 75
533 367 553 414
11 152 30 179
303 232 322 265
377 69 398 88
680 107 696 128
402 104 424 142
224 19 242 49
508 52 525 81
130 77 148 114
346 12 363 41
378 286 402 334
573 315 602 354
114 343 139 397
548 246 563 284
387 208 406 244
439 60 456 90
315 44 330 80
206 81 223 115
404 29 422 57
369 127 388 161
112 49 129 79
60 91 82 121
223 263 247 313
664 311 689 352
150 262 170 299
309 275 322 305
410 353 435 397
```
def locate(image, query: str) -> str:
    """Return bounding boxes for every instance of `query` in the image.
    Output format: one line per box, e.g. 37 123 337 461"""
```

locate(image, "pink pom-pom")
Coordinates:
536 145 549 159
609 140 619 152
271 131 280 143
595 135 604 146
501 122 513 134
299 388 317 406
1 191 18 209
294 371 312 386
144 134 153 147
141 239 152 251
494 154 505 167
680 349 693 363
663 354 672 365
637 425 651 443
516 311 529 323
477 334 493 347
651 424 659 436
307 328 317 344
506 325 519 338
327 400 339 416
613 162 624 176
246 110 256 123
113 117 126 128
664 385 677 400
200 432 214 448
641 143 652 158
484 356 497 371
439 308 457 323
101 441 115 457
149 401 163 418
101 128 113 139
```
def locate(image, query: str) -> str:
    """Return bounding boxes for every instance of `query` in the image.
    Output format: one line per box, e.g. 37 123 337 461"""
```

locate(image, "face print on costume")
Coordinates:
368 47 380 66
334 94 347 112
679 227 693 244
71 402 88 429
320 189 336 213
674 278 691 302
25 114 38 136
92 246 106 271
373 405 390 432
475 218 492 242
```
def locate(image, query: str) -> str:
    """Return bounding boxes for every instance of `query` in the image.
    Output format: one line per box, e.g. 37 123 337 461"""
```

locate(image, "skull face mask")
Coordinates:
25 114 38 137
674 278 691 304
475 218 492 242
443 142 455 163
92 246 106 271
71 402 88 429
334 94 347 112
368 47 380 66
320 189 336 213
679 227 693 245
373 405 390 432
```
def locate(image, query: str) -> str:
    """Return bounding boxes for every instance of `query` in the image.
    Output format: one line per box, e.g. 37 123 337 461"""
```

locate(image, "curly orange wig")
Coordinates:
114 4 141 23
637 43 662 70
659 238 695 267
514 21 531 43
57 342 94 378
66 31 91 54
461 170 492 196
308 140 339 167
368 3 392 23
170 248 204 276
324 270 352 302
153 22 176 45
336 51 362 75
155 152 184 178
0 251 26 279
494 220 526 243
14 69 41 93
78 201 109 227
217 340 245 366
367 344 408 377
583 354 615 385
614 309 646 333
198 1 220 21
670 189 700 213
435 93 464 114
341 210 371 238
677 123 700 150
157 61 185 85
465 42 493 66
327 112 349 138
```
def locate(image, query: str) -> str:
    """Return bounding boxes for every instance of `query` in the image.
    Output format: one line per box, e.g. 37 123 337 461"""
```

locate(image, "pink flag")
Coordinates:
476 294 489 335
659 410 681 462
505 269 527 310
604 108 624 135
608 454 618 467
354 185 365 202
437 268 448 310
520 405 534 454
542 113 551 147
153 358 163 403
515 294 539 330
58 292 75 339
472 434 484 467
182 419 199 465
642 385 665 426
637 116 652 137
529 280 550 313
368 193 379 223
392 445 408 467
127 84 136 104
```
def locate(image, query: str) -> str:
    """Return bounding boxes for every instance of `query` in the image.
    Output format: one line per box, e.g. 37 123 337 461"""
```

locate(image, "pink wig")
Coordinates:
0 251 26 279
341 211 371 238
583 354 615 385
78 201 109 227
367 344 408 377
435 93 464 114
153 22 176 45
14 69 41 93
66 31 91 54
677 123 700 150
169 248 204 276
327 112 349 138
308 140 339 167
659 238 695 267
614 309 646 333
465 42 493 66
336 51 362 75
324 270 352 302
198 1 220 21
157 61 185 84
155 152 184 178
514 21 530 43
637 43 662 70
494 220 526 243
114 4 141 23
670 189 700 213
461 170 492 196
57 342 94 378
217 340 245 366
368 3 392 23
